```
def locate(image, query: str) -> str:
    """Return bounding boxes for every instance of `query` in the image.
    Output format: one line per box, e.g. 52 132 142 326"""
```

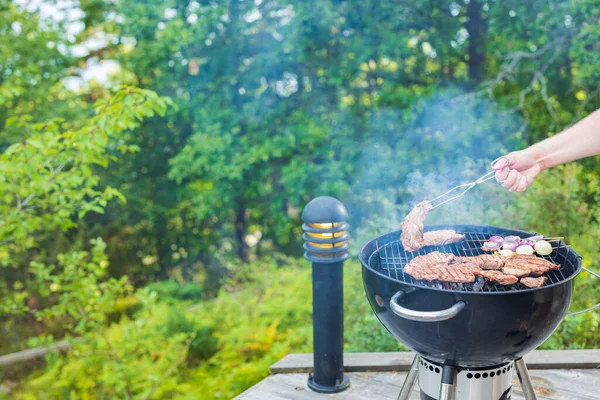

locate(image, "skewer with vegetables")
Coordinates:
481 235 560 257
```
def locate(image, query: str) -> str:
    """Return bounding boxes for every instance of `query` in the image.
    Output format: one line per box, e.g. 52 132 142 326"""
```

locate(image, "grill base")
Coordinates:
398 354 538 400
418 358 513 400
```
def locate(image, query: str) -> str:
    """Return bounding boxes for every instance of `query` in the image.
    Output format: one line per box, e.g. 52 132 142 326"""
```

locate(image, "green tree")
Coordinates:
0 86 171 335
105 0 600 287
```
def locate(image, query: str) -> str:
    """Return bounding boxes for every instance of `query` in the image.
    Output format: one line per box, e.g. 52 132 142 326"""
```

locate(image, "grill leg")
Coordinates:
515 358 538 400
439 364 456 400
397 355 419 400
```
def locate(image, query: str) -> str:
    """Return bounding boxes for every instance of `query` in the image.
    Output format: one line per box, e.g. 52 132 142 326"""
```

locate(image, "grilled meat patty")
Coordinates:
520 276 548 288
474 270 519 285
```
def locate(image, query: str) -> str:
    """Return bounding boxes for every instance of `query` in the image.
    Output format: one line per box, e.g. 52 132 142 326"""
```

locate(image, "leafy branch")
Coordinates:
0 86 173 268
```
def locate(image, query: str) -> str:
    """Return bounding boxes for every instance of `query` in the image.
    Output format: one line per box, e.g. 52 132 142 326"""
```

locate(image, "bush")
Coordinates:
146 281 180 299
106 295 143 324
163 308 218 363
177 283 204 300
146 281 204 302
18 303 193 399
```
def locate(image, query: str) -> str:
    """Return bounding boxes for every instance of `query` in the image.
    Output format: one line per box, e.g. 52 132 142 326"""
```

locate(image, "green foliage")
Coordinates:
184 258 313 399
21 302 193 400
0 86 172 319
31 238 131 335
505 164 594 238
145 281 179 299
146 281 203 302
0 86 171 264
106 295 144 324
15 251 600 399
14 258 313 399
163 308 217 362
0 2 70 121
5 0 600 399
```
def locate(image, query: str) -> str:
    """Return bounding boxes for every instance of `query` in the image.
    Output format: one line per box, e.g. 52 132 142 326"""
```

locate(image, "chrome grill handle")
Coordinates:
390 291 465 322
567 266 600 316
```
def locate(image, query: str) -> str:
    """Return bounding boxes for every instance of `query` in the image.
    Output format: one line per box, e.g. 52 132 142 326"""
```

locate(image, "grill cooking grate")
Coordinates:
369 231 575 292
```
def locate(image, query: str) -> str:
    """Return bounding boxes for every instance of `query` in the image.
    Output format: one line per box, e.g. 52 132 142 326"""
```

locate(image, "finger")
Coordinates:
492 156 509 170
509 175 523 192
492 154 515 170
515 176 529 192
502 169 520 189
495 166 510 183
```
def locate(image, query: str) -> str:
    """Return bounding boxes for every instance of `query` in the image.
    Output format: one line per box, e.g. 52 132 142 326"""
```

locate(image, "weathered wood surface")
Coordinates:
270 350 600 374
0 340 71 367
236 369 600 399
270 352 416 373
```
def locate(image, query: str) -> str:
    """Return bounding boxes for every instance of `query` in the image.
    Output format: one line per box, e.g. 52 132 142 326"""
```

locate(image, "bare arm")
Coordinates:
494 108 600 192
530 109 600 169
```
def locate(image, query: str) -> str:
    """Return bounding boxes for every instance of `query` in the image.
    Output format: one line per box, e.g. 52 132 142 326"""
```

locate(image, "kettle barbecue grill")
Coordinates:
359 224 584 400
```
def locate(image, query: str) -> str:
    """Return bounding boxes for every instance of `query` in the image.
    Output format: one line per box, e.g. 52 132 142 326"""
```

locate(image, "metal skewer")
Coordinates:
471 238 565 243
423 156 508 209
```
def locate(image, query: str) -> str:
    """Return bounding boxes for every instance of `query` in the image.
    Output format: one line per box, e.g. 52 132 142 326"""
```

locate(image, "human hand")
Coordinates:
492 150 542 192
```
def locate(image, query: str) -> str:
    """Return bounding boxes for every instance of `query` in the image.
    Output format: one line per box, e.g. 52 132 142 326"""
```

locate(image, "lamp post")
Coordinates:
302 196 351 393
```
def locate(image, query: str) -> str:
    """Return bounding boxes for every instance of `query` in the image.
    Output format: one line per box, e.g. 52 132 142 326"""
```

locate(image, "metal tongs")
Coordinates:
423 156 508 209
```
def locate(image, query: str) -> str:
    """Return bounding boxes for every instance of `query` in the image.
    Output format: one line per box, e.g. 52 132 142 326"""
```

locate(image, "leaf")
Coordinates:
5 143 22 155
90 206 105 214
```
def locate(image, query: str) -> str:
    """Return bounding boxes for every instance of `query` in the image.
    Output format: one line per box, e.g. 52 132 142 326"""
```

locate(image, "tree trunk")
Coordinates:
465 0 486 85
235 202 249 263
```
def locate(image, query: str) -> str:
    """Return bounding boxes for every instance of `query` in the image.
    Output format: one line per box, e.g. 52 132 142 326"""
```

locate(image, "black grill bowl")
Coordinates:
359 224 582 367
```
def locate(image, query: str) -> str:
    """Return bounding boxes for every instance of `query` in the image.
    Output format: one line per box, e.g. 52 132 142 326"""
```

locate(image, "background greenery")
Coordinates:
1 0 600 398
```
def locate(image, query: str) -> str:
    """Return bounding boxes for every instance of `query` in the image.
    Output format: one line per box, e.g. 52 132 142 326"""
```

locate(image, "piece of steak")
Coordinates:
406 251 455 268
422 230 466 246
520 276 548 288
502 266 532 278
455 254 506 270
503 255 559 276
506 255 560 269
450 262 482 274
474 270 519 285
404 253 475 283
404 263 476 283
400 201 432 252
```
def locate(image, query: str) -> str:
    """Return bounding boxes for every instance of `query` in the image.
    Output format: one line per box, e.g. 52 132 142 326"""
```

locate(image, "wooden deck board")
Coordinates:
235 369 600 400
270 350 600 374
241 351 600 400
